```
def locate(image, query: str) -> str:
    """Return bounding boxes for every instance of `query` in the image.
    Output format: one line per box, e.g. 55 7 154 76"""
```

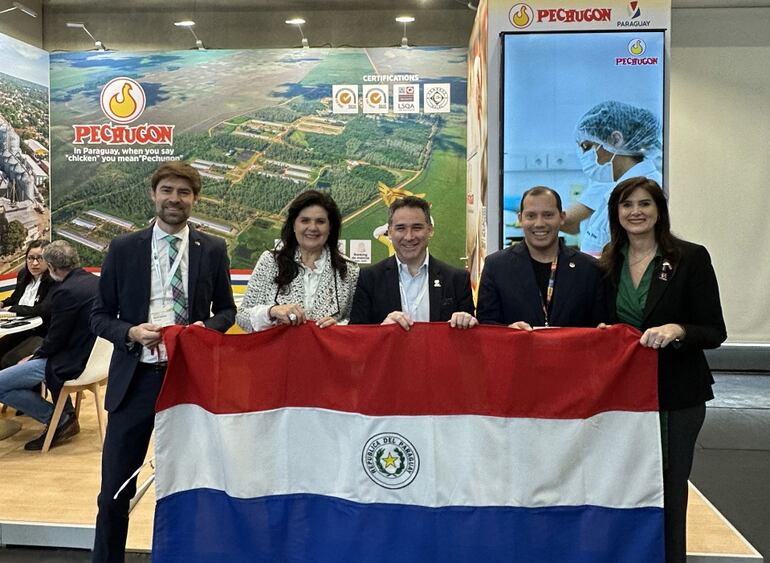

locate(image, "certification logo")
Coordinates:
362 433 420 489
423 83 451 114
393 84 420 114
628 38 646 56
363 85 389 114
100 77 146 124
509 3 534 29
332 85 359 114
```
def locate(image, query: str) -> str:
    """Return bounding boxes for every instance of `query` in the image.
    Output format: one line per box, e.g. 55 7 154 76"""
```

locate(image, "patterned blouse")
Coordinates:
236 248 360 332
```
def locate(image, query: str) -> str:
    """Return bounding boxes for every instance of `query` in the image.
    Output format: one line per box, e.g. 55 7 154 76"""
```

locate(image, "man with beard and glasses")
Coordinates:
477 186 606 329
90 161 235 563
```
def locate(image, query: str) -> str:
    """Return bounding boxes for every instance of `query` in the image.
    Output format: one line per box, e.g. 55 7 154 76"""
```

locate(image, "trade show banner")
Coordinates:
153 323 663 562
479 0 670 254
49 48 467 271
0 32 50 278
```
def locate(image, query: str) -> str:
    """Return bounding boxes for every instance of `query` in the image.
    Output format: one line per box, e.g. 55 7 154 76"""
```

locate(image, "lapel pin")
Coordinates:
659 259 672 281
569 262 575 268
194 241 201 246
434 279 441 288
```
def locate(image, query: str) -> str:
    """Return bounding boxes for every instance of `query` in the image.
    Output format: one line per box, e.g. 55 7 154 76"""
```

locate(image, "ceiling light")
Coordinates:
0 2 37 18
395 16 415 48
286 17 309 49
173 20 205 50
66 22 106 51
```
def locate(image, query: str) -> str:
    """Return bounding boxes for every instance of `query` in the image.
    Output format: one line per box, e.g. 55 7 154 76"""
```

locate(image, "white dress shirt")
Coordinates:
142 223 190 363
396 251 430 322
18 277 41 307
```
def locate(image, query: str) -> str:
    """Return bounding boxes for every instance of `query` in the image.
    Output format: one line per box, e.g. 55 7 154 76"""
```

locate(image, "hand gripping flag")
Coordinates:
153 323 663 562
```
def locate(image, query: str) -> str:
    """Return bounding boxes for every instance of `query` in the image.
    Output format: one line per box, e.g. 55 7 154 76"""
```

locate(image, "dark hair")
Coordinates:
599 176 681 284
520 186 563 213
274 190 348 292
151 161 202 196
388 196 431 225
23 239 50 280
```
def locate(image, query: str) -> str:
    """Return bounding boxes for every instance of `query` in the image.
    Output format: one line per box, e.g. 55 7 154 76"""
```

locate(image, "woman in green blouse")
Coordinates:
600 177 726 563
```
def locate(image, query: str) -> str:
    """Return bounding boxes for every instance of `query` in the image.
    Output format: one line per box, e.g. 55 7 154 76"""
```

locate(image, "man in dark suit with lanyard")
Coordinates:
477 186 606 329
90 161 236 563
350 196 476 330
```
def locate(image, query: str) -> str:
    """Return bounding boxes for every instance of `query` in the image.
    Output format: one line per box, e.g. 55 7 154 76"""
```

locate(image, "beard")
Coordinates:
157 204 189 225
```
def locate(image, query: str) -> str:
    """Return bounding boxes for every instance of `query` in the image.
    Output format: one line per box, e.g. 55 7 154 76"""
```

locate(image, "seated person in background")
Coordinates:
236 190 359 331
350 196 476 330
0 240 57 368
477 186 606 329
0 240 99 450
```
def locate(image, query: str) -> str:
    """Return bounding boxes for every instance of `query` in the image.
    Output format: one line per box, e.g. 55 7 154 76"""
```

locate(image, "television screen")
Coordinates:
500 30 665 254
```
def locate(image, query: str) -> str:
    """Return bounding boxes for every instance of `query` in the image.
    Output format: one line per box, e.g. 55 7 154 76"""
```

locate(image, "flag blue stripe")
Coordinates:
152 489 664 563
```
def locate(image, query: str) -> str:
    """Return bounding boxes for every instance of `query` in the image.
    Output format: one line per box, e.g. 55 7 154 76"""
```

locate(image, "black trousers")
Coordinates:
92 363 165 563
663 403 706 563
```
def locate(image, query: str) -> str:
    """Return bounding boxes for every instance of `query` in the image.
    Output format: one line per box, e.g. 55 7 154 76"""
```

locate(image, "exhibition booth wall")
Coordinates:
0 2 768 346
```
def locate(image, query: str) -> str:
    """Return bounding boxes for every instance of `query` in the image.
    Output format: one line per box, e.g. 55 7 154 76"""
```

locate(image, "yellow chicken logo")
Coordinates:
109 83 138 120
510 4 533 29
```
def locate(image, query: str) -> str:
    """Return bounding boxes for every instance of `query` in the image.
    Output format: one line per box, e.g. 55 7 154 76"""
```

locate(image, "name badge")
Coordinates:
151 305 176 328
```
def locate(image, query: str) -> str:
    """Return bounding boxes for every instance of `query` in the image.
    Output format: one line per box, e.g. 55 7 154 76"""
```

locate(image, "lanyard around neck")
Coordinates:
540 255 558 327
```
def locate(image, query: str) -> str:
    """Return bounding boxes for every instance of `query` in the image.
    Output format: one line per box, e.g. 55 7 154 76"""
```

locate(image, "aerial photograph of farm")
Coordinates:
49 47 467 269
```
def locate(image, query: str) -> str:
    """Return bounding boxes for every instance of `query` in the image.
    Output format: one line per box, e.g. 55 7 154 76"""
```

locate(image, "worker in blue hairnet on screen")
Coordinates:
562 100 663 256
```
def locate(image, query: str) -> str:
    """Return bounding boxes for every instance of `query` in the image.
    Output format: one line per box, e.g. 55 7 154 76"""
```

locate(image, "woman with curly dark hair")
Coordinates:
601 177 726 563
236 190 359 332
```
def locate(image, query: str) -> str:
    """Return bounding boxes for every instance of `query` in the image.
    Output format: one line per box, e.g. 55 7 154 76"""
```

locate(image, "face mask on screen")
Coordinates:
577 145 615 183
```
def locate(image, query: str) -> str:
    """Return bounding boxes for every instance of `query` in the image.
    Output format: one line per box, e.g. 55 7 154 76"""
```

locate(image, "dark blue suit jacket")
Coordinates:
350 255 474 324
476 242 607 327
90 225 236 411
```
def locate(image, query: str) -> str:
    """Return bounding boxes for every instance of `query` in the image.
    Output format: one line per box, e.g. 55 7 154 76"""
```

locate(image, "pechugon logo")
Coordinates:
100 77 146 124
616 38 658 66
509 3 534 28
628 38 646 56
72 76 174 145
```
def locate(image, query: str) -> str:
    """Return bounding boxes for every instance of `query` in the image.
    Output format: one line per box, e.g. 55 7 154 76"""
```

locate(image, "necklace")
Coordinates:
628 246 657 268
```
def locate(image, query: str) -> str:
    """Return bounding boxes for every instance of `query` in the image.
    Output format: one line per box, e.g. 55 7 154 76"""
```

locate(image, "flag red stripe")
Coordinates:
157 323 658 418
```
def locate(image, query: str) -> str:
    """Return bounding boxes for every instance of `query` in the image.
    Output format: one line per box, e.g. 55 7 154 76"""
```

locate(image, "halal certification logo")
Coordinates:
426 86 448 111
362 432 420 489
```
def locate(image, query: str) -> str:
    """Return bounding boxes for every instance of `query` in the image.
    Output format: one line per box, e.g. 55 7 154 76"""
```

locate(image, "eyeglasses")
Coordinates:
26 255 45 263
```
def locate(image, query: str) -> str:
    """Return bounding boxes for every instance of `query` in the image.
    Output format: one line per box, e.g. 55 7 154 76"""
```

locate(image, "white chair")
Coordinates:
42 336 113 453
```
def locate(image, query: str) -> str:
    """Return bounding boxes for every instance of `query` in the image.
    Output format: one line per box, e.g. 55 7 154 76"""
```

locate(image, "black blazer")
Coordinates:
3 268 57 333
90 225 236 411
477 242 607 327
349 255 474 324
33 268 99 393
607 240 727 410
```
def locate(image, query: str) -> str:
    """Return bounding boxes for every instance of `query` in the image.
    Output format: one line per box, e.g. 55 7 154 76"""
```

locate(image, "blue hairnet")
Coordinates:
575 101 661 157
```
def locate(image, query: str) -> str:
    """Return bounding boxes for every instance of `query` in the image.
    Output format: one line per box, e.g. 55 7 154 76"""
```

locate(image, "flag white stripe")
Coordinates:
155 405 663 509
